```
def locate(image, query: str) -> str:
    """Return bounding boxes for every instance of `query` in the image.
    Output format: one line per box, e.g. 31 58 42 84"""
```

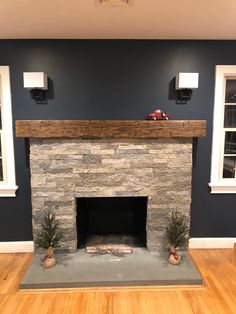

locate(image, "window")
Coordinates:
0 66 17 196
209 65 236 193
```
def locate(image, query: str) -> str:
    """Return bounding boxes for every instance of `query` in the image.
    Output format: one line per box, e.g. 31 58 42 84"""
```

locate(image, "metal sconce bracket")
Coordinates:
177 88 193 102
30 88 47 103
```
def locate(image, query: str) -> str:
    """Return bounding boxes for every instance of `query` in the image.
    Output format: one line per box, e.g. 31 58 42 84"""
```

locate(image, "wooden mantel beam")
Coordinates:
15 120 206 138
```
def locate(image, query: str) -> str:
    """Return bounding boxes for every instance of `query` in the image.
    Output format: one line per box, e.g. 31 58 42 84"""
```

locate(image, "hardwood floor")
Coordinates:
0 250 236 314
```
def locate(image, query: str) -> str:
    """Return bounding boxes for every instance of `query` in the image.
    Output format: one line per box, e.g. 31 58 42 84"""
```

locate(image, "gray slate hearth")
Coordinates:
30 138 192 252
20 249 203 289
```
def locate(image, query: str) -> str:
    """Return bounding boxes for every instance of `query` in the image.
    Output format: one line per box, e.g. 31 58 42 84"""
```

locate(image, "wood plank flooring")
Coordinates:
0 250 236 314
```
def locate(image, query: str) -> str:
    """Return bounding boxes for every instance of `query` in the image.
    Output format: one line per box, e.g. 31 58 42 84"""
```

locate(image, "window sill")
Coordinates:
209 182 236 193
0 185 18 197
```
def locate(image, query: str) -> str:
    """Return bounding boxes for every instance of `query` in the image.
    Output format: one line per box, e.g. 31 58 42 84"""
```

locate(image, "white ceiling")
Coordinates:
0 0 236 39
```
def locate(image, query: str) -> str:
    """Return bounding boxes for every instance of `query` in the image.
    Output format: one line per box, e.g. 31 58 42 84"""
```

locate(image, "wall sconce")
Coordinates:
23 72 48 103
175 72 199 102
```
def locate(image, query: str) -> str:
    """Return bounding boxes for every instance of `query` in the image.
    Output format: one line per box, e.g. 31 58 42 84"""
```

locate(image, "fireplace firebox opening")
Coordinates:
76 196 147 248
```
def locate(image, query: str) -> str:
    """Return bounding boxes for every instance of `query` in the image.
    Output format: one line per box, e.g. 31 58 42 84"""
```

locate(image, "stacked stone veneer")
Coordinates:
30 138 193 252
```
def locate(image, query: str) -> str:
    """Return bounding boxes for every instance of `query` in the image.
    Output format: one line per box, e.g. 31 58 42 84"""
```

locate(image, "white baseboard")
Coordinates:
189 238 236 249
0 239 235 252
0 241 34 253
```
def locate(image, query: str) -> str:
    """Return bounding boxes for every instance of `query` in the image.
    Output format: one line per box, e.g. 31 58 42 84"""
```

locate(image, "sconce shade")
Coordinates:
23 72 48 90
175 73 199 90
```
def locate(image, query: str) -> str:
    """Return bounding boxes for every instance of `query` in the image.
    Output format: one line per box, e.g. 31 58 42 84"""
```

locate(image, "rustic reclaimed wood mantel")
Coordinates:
15 120 206 138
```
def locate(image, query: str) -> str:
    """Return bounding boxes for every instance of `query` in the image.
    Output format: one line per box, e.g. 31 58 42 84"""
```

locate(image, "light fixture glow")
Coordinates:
175 72 199 102
23 72 48 103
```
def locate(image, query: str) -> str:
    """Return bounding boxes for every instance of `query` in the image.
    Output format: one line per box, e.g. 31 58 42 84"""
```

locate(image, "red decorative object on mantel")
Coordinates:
146 109 170 120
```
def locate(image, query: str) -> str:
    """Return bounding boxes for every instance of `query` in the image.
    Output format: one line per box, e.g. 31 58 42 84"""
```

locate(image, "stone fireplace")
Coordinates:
30 137 193 252
16 120 206 252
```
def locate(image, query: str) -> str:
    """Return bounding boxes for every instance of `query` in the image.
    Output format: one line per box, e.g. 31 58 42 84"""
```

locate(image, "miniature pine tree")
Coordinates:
35 211 63 250
166 208 189 249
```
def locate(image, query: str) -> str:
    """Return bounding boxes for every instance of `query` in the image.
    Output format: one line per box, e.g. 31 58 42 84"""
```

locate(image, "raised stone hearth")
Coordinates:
30 137 193 252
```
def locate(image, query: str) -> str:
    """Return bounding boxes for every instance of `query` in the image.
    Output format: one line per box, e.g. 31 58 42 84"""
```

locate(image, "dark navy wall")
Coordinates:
0 40 236 241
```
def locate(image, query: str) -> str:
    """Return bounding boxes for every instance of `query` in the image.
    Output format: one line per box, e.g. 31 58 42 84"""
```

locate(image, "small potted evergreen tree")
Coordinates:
35 211 63 268
166 208 189 265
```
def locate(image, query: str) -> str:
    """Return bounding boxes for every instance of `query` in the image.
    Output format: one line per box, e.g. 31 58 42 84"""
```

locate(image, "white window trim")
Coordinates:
0 66 18 196
209 65 236 193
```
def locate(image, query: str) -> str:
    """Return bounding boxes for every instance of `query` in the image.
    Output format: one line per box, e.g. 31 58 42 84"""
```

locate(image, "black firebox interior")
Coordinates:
76 196 147 248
